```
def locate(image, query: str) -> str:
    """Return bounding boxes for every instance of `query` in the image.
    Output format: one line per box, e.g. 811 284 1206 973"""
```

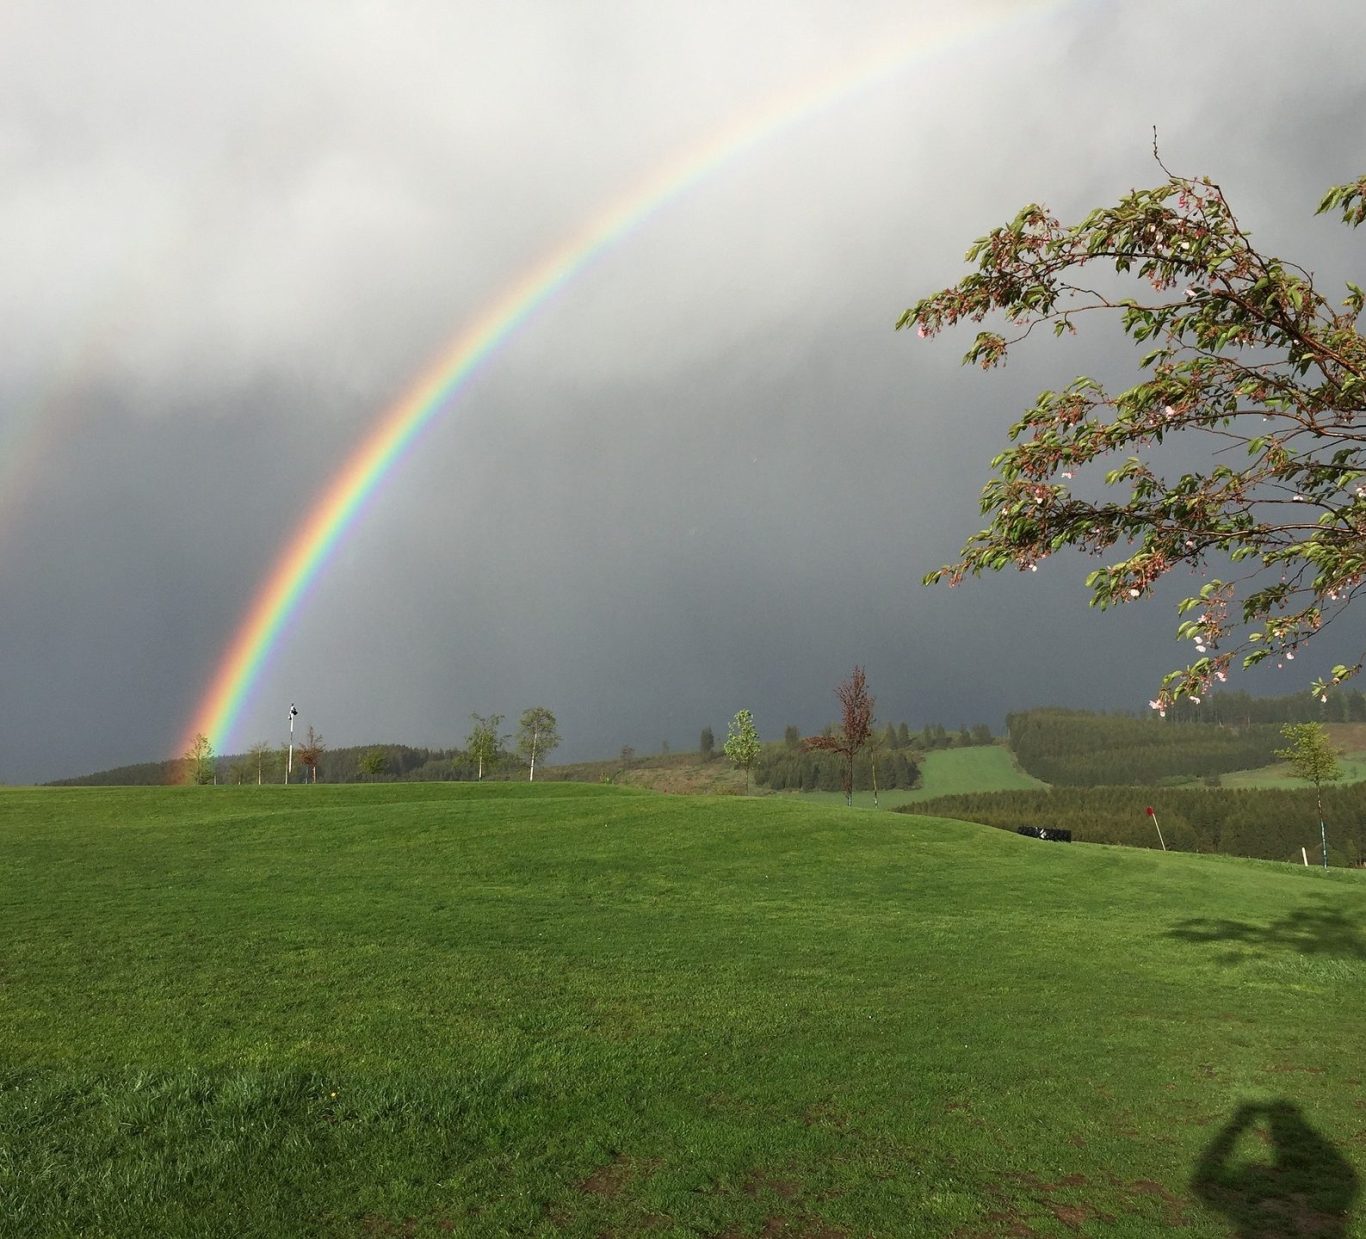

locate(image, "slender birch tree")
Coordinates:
1276 722 1342 868
516 707 560 781
466 713 504 781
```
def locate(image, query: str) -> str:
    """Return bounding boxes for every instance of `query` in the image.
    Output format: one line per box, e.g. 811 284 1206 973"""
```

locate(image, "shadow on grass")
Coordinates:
1192 1100 1358 1238
1166 902 1366 960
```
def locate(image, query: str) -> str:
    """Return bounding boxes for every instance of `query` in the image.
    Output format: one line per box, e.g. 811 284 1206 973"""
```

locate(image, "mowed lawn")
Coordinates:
2 783 1364 1237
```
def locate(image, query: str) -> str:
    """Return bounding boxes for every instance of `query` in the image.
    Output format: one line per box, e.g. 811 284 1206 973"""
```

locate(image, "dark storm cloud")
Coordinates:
3 1 1366 781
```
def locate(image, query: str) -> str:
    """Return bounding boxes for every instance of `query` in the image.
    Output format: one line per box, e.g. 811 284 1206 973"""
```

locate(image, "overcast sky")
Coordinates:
3 1 1366 783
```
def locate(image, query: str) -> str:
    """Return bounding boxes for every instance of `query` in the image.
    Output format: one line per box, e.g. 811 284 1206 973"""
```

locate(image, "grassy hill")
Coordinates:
3 782 1364 1236
1219 723 1366 789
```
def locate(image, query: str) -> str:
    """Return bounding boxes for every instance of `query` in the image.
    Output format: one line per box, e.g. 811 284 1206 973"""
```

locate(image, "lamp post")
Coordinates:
286 703 298 784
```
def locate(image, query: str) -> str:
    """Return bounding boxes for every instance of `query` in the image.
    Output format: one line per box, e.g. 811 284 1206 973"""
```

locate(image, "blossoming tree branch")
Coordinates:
900 150 1366 714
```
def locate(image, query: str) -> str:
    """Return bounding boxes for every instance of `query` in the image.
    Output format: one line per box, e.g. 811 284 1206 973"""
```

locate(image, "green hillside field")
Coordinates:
1217 725 1366 789
3 782 1364 1237
788 744 1046 809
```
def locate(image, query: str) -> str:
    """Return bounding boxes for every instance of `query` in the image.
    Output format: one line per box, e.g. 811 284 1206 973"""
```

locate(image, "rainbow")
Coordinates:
181 1 1068 759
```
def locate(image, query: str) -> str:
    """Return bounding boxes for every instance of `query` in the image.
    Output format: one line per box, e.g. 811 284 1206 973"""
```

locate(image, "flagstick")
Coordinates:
1146 805 1167 852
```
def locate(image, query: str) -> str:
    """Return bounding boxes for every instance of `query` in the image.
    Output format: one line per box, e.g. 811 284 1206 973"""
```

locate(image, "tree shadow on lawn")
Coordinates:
1191 1100 1358 1238
1166 901 1366 961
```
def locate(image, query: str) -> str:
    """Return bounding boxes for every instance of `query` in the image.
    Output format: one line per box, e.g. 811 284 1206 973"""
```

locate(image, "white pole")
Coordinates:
287 704 297 784
1146 806 1167 852
1302 846 1310 866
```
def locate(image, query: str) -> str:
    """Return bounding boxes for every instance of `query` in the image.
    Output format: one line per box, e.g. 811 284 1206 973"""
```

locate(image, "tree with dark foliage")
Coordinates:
804 666 875 807
297 726 326 784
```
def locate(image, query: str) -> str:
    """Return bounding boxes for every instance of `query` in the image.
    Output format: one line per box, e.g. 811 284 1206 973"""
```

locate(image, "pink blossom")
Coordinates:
1061 471 1073 479
1128 587 1141 598
916 324 927 339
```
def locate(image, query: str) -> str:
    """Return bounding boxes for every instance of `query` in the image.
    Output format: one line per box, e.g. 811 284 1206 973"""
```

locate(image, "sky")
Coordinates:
3 1 1366 783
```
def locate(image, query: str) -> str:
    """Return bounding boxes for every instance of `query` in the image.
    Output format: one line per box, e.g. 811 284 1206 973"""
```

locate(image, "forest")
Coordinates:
899 784 1366 866
1005 708 1284 786
750 721 994 793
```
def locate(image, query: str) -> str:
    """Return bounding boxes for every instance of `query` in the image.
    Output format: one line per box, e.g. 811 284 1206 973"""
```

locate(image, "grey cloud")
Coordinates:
3 1 1365 782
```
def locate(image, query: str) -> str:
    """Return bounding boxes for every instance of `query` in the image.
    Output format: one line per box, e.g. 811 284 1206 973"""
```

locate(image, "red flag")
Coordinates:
1145 806 1155 816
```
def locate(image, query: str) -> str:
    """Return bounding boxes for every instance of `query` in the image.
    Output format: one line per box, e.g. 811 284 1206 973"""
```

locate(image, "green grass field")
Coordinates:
1220 755 1366 790
1197 723 1366 790
3 782 1364 1237
791 745 1047 809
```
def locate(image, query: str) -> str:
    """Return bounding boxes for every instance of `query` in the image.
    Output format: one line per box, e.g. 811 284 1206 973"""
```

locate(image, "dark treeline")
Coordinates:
754 747 921 793
1008 709 1282 786
899 785 1366 866
238 744 531 784
50 744 531 786
49 758 187 787
1166 687 1366 725
752 722 993 793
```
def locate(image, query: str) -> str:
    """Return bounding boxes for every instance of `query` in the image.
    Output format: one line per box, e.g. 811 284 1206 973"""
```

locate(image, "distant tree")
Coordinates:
784 724 801 748
903 157 1366 711
185 732 215 785
358 748 388 781
804 666 876 807
971 723 994 745
228 756 253 785
700 726 715 757
661 739 670 756
897 722 911 746
883 723 899 749
517 707 560 781
723 709 761 794
297 726 326 784
1276 722 1343 868
620 744 635 769
248 740 275 785
466 713 504 781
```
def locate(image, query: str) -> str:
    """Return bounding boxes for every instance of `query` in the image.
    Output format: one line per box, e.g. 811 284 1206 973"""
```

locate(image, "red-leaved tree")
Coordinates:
804 666 875 807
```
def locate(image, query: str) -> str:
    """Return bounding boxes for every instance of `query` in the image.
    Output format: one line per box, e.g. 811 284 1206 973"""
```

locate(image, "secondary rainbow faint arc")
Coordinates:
182 2 1067 758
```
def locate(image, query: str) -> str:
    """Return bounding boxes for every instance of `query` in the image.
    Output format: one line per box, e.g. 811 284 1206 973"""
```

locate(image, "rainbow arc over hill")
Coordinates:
181 2 1067 760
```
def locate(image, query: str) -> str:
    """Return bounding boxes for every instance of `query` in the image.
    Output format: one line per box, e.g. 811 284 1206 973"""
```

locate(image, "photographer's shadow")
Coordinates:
1192 1100 1358 1237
